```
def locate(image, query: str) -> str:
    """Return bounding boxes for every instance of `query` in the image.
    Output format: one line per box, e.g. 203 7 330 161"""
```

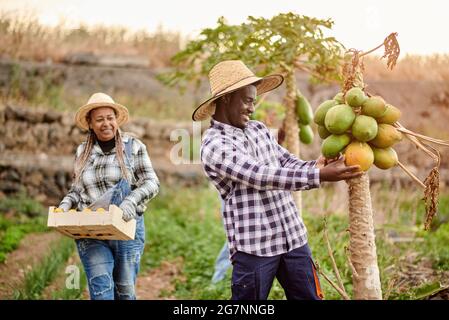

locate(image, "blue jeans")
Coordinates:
231 244 323 300
75 216 145 300
76 176 144 300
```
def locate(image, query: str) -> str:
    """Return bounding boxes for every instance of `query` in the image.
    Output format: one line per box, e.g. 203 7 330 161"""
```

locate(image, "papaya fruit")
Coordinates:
299 124 314 144
313 100 338 126
333 92 344 104
352 115 378 142
296 93 313 125
321 134 351 158
324 104 356 134
372 147 398 169
317 125 331 139
361 96 387 118
345 87 367 108
344 141 374 171
376 104 401 124
369 124 402 148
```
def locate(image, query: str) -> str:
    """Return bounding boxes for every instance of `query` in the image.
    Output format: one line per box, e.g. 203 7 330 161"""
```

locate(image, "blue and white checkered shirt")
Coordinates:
201 119 320 258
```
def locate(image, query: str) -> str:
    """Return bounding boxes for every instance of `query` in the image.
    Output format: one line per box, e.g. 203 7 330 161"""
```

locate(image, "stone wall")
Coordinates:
0 104 207 204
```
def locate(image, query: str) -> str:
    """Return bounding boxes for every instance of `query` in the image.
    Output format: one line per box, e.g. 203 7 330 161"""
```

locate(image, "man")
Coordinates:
194 60 362 300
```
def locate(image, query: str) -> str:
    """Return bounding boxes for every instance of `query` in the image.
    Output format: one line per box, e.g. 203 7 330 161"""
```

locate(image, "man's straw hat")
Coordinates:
192 60 284 121
75 92 129 131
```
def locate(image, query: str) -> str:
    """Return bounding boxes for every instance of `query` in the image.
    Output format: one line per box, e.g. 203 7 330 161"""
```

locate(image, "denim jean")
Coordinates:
76 145 144 300
76 215 145 300
231 244 323 300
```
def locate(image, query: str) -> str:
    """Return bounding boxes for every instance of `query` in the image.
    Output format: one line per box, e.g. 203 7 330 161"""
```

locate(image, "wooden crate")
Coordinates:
47 205 136 240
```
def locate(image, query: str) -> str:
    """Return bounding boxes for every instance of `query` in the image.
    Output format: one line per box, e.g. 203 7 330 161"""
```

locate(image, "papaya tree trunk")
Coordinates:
284 70 302 212
347 173 382 299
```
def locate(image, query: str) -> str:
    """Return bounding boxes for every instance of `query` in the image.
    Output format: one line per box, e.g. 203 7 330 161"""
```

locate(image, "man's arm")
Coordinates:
256 121 316 169
277 142 317 169
201 138 320 191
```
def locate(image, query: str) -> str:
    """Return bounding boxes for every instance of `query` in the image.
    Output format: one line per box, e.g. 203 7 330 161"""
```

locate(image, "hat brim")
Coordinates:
192 74 284 121
75 102 129 131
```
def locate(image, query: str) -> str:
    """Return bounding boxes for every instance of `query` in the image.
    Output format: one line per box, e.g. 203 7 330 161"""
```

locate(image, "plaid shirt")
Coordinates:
60 135 160 214
201 119 320 258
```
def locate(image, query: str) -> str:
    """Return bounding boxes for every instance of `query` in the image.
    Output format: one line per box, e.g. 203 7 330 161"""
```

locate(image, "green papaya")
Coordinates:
352 115 378 142
317 125 331 139
346 87 367 108
321 134 351 158
296 93 313 125
299 124 314 144
376 104 402 124
361 96 387 118
333 92 344 104
369 124 402 148
372 147 398 170
313 100 338 126
324 104 356 134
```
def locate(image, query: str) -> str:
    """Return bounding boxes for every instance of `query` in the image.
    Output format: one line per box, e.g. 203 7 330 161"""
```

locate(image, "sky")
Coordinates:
0 0 448 55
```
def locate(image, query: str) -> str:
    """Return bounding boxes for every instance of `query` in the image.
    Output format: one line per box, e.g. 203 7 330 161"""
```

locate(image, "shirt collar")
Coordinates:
210 118 248 135
92 134 130 155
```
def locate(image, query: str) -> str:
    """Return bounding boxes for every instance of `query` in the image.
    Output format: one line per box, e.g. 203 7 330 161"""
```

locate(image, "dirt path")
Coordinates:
40 254 183 300
0 231 62 299
136 258 183 300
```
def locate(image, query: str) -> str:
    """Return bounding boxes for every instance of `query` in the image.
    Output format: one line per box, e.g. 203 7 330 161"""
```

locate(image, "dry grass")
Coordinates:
0 11 182 68
364 54 449 82
3 11 449 82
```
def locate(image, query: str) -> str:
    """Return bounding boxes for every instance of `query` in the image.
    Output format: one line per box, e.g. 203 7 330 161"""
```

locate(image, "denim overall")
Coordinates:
75 139 145 300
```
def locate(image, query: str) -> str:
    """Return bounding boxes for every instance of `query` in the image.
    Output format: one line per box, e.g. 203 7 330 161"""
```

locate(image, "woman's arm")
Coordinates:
120 140 160 220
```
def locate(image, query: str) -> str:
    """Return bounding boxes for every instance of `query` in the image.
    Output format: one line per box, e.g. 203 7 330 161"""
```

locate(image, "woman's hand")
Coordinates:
119 200 137 221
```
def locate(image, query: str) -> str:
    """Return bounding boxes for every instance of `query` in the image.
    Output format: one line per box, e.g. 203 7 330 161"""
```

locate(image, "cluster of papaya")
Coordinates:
295 90 314 144
315 87 402 171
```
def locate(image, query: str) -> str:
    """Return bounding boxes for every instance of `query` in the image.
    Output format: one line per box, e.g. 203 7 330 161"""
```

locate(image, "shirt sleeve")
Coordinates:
123 140 160 209
201 137 320 191
258 121 318 171
59 144 84 210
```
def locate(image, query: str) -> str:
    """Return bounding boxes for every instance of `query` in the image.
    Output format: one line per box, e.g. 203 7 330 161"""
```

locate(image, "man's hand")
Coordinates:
315 155 327 169
315 155 341 169
319 156 364 182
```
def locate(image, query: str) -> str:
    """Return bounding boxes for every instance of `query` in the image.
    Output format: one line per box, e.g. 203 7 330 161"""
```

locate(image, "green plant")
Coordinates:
0 191 45 217
0 216 48 263
13 237 75 300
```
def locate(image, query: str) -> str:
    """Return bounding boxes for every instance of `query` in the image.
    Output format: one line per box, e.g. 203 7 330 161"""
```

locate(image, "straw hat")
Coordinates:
192 60 284 121
75 92 129 131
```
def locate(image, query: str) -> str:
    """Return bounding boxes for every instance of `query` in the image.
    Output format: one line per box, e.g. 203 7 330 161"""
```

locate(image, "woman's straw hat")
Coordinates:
75 92 129 131
192 60 284 121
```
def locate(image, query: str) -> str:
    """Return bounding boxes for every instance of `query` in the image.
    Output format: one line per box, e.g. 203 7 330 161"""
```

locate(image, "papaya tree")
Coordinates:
316 33 449 299
158 13 344 209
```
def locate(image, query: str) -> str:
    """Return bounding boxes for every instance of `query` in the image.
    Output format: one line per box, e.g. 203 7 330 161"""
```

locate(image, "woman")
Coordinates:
58 92 160 300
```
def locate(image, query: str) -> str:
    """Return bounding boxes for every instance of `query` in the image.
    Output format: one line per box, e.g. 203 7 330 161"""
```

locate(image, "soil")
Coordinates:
0 231 62 299
136 258 184 300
